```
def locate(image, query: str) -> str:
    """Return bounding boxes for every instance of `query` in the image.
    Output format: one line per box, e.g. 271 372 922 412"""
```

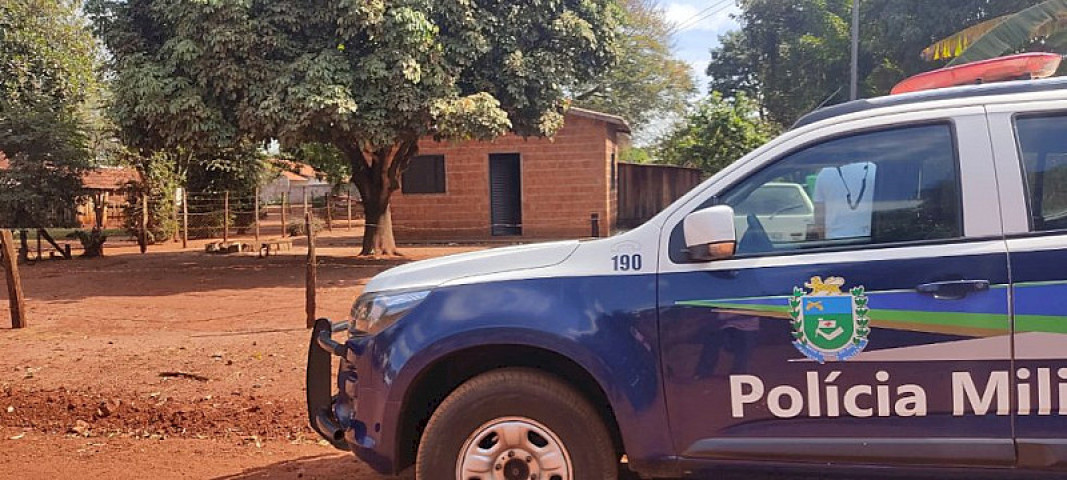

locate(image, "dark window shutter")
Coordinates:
402 155 446 194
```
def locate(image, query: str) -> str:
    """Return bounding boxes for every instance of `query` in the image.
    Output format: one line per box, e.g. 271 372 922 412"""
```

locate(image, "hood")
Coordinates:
363 240 581 293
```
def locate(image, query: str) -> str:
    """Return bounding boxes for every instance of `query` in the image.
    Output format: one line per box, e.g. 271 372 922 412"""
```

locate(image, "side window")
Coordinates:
670 123 962 261
402 155 446 194
1015 114 1067 232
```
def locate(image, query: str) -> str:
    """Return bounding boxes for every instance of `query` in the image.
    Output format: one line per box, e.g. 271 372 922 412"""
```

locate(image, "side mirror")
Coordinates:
683 205 737 261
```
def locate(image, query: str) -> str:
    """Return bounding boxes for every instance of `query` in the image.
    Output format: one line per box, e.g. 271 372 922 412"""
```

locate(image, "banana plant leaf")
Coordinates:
948 0 1067 66
921 15 1009 62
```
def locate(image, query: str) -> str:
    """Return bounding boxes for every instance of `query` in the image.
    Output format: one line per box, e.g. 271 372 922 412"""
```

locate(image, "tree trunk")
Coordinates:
338 137 419 257
360 198 397 256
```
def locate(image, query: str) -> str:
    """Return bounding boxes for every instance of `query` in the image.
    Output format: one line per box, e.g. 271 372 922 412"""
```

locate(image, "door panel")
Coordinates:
658 118 1013 468
999 111 1067 469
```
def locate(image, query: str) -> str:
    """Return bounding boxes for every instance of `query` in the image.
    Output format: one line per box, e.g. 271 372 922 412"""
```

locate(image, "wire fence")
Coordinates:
177 188 363 247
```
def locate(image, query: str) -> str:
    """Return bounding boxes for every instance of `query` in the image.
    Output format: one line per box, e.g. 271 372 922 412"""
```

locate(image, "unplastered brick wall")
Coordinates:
391 113 618 241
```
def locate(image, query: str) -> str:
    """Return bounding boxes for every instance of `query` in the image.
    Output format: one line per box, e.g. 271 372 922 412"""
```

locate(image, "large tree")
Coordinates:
0 0 97 230
708 0 1041 126
574 0 695 133
90 0 618 256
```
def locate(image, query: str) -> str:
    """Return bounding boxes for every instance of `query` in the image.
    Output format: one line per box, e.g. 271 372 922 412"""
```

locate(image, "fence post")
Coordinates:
138 192 148 254
254 187 261 245
223 191 230 243
182 189 188 249
305 212 317 329
1 230 26 329
302 187 308 221
325 193 333 231
281 192 288 238
347 188 353 231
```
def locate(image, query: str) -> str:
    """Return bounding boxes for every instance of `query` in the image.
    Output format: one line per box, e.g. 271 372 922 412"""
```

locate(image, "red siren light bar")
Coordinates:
891 52 1063 95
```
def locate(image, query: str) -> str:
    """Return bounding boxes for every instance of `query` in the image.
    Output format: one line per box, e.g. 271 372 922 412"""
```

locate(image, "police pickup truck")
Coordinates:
307 76 1067 479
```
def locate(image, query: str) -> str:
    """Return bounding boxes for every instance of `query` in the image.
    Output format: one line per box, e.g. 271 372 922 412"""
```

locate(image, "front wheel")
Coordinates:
415 368 618 480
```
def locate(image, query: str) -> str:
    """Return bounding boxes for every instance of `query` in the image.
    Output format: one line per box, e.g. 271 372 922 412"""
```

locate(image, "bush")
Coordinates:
68 228 107 257
286 217 324 237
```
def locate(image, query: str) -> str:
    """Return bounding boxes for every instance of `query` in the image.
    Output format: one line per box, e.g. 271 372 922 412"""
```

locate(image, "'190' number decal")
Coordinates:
611 254 642 272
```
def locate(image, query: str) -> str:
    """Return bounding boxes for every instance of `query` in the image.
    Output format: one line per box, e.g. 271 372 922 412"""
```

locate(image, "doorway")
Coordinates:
489 153 522 236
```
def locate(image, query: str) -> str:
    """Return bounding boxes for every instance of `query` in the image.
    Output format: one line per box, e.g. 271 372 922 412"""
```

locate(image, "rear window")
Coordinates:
1015 114 1067 232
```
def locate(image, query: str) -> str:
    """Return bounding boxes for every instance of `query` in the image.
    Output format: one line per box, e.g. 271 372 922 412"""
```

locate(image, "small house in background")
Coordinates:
260 161 334 204
391 108 632 240
78 166 141 229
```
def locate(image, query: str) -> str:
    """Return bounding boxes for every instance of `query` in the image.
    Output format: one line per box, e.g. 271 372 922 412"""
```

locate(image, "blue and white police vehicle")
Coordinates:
308 72 1067 479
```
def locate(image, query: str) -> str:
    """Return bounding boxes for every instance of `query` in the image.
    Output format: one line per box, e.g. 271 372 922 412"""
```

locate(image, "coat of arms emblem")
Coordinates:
789 276 869 363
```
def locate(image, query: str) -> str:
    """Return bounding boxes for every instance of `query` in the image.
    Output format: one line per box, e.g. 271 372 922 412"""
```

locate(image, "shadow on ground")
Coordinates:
211 453 388 480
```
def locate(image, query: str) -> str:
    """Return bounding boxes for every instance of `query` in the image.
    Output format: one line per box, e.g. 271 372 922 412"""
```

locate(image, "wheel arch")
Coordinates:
392 342 625 473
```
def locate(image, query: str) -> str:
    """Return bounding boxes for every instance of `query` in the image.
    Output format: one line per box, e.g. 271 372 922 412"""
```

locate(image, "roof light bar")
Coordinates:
891 52 1062 95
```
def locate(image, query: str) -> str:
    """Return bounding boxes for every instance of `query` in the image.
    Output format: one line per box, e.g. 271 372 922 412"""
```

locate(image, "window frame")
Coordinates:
667 120 965 263
1012 111 1067 235
401 154 447 195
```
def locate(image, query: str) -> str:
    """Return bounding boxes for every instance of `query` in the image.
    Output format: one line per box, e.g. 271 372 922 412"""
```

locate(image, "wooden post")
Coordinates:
305 212 316 328
347 188 353 231
1 230 27 328
182 189 188 249
223 191 230 243
172 189 179 243
281 192 288 238
35 231 41 261
254 187 261 245
325 193 333 231
302 187 308 221
140 192 148 254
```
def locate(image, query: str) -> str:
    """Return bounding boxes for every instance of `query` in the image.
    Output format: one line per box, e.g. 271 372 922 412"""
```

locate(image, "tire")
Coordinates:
415 368 617 480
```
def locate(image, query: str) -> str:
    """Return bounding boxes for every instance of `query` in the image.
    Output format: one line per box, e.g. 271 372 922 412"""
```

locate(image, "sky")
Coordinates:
631 0 740 143
662 0 742 93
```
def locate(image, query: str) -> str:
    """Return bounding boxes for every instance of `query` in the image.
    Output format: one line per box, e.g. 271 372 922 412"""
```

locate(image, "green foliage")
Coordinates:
620 146 653 164
0 104 92 229
0 0 97 228
708 0 1041 126
656 93 777 175
574 0 695 132
286 143 349 188
0 0 96 108
89 0 619 255
123 152 180 244
947 0 1067 65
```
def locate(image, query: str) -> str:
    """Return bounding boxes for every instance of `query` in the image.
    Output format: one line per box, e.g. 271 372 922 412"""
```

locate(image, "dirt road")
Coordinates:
0 231 479 479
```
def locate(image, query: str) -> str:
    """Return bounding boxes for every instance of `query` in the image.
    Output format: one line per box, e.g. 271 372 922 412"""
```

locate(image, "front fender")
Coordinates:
359 275 673 470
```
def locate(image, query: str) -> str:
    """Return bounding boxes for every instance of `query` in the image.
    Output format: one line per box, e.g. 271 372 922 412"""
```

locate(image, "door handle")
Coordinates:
916 280 990 300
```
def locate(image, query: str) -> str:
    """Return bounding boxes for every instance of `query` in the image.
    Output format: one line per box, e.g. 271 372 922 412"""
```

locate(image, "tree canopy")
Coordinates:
574 0 695 134
90 0 619 255
707 0 1042 126
0 0 97 229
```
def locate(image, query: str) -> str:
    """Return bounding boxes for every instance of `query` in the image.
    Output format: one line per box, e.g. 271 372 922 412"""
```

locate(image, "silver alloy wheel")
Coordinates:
456 416 573 480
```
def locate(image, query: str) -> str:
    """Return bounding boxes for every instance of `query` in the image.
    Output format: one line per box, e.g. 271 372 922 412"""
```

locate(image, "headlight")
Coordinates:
348 289 431 335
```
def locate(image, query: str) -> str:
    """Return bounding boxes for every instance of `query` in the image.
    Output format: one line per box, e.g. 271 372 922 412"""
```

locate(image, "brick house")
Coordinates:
390 108 630 240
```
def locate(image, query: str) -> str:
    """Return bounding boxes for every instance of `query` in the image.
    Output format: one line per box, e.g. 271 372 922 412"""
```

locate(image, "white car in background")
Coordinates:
732 181 814 243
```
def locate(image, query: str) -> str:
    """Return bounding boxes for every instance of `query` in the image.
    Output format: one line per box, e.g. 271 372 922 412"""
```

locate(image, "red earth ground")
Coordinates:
0 228 482 479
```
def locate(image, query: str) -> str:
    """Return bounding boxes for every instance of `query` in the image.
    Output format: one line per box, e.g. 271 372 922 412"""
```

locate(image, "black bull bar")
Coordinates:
307 317 351 451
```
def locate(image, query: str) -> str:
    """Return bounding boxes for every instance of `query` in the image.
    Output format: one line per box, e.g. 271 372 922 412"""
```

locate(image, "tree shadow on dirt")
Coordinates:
211 453 390 480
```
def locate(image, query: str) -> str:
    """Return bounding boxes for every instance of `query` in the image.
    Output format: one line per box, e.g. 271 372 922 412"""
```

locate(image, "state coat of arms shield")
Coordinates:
788 276 870 363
